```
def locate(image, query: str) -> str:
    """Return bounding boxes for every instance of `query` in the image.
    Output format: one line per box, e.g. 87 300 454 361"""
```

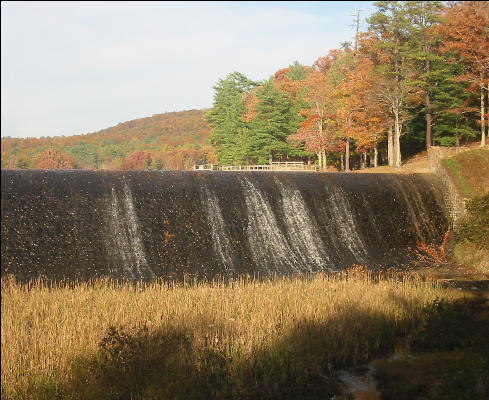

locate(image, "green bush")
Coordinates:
87 325 194 400
373 351 489 400
456 194 489 249
411 297 489 352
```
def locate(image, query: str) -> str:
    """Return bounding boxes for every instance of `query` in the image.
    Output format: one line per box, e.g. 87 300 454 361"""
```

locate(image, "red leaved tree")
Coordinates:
123 151 152 170
34 148 75 169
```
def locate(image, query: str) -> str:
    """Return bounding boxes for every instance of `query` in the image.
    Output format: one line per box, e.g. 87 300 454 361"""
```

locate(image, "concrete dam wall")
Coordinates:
1 170 449 281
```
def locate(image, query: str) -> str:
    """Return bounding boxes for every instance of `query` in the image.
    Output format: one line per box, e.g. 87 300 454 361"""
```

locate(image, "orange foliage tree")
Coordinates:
336 56 388 169
123 151 152 170
34 148 75 169
437 1 489 146
291 70 342 170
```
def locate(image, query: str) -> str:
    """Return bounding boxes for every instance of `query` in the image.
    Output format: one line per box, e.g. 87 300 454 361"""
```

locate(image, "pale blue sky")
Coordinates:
1 1 376 138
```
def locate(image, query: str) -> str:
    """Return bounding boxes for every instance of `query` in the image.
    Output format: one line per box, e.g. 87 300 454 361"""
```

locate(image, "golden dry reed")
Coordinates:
1 268 453 400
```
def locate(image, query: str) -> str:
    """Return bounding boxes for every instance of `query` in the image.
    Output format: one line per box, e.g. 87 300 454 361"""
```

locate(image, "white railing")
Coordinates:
193 164 219 171
194 162 318 172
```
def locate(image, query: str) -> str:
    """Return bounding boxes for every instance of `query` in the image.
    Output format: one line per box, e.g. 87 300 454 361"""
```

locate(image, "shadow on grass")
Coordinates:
23 292 489 400
53 305 404 400
373 296 489 400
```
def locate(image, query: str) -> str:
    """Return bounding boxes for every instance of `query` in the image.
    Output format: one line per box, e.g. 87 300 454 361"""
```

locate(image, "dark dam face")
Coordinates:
1 170 449 281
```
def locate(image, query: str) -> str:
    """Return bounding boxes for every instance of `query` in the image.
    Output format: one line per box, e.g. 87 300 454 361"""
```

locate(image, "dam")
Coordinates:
1 170 449 281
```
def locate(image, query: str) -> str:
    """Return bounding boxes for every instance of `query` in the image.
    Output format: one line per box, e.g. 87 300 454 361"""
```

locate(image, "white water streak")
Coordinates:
240 177 304 273
109 187 135 279
201 186 236 274
327 186 369 265
275 178 330 270
107 184 154 280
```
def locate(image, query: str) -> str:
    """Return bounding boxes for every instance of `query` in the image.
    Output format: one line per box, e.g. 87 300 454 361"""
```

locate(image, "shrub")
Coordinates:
456 194 489 249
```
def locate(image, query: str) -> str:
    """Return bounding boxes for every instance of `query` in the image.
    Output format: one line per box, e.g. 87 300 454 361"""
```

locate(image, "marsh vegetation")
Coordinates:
1 268 456 400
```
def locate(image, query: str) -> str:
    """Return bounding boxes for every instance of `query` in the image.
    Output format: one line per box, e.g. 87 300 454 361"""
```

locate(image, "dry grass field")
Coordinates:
1 268 454 400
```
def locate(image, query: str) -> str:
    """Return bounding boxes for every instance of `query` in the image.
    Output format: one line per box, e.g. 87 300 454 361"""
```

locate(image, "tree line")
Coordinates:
1 110 216 170
206 1 489 170
2 2 487 172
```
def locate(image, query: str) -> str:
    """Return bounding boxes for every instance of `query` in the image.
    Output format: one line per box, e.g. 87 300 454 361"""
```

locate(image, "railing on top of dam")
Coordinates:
194 162 319 172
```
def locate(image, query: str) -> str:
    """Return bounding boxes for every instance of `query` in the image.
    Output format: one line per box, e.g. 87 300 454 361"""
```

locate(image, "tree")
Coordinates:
204 72 258 165
272 62 311 159
437 1 489 146
328 49 389 170
248 80 298 164
292 70 340 170
312 49 354 170
34 148 75 169
404 1 444 149
1 110 212 171
65 142 101 169
286 60 309 81
367 1 415 167
432 61 479 146
123 151 152 170
345 57 388 166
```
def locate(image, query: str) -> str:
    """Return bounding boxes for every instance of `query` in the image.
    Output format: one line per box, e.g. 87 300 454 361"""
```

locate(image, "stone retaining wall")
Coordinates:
427 146 469 225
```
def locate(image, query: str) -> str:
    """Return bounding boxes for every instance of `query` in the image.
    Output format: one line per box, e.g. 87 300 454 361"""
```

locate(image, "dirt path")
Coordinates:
352 151 430 174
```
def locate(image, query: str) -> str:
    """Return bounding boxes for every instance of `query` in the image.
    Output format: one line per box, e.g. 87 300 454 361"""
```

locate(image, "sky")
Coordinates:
1 1 377 139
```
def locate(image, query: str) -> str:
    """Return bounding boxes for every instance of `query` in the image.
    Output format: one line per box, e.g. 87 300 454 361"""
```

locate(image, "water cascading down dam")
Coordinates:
1 170 449 282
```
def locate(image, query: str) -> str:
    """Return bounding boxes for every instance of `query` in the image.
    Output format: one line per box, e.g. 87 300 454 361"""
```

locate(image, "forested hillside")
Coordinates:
1 110 214 170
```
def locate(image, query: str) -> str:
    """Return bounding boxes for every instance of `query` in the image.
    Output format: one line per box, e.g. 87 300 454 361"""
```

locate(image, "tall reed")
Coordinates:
1 269 453 399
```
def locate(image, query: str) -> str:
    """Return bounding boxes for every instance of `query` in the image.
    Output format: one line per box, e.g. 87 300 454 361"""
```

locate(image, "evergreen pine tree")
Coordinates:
432 61 479 146
205 72 257 165
249 80 297 164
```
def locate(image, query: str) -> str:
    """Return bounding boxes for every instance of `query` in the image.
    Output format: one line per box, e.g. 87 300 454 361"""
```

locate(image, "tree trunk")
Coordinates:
321 149 327 171
481 81 486 147
317 151 322 171
388 124 394 167
425 54 432 149
426 91 432 148
361 152 367 169
394 114 401 168
345 140 350 171
374 146 378 167
340 153 344 171
269 150 273 165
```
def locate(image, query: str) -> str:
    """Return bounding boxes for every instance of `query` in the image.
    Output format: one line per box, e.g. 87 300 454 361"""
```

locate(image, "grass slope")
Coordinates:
442 148 489 271
442 147 489 198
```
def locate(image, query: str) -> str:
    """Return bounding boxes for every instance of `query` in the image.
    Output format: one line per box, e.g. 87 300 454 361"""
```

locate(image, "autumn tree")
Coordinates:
271 61 311 158
311 49 353 169
313 49 345 75
292 70 340 170
348 57 388 167
437 1 489 146
123 151 152 170
34 148 75 169
367 1 415 167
